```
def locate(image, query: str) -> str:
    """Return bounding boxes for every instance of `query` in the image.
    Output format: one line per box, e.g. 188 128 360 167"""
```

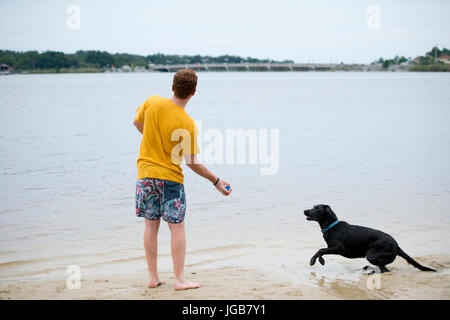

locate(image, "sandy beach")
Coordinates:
1 254 448 300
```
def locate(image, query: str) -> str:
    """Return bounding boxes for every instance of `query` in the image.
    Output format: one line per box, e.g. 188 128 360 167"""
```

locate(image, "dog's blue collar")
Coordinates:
322 220 340 233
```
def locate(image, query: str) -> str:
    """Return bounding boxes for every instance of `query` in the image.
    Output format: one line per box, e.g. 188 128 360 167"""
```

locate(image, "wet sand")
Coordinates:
1 255 448 300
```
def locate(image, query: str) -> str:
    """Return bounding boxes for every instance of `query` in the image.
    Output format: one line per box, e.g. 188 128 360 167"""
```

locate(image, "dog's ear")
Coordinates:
325 205 333 215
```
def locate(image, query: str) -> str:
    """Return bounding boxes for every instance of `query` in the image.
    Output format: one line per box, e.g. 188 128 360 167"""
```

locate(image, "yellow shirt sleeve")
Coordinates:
135 101 146 123
185 122 200 155
190 122 200 155
180 121 200 155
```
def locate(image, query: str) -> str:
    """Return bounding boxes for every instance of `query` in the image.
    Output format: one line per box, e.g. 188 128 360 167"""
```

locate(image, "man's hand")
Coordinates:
214 178 232 196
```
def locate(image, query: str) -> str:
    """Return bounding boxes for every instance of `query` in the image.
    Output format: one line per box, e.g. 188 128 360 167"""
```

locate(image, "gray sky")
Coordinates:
1 0 449 63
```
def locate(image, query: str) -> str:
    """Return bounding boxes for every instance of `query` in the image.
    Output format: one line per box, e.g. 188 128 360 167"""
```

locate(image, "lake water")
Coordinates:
0 72 449 284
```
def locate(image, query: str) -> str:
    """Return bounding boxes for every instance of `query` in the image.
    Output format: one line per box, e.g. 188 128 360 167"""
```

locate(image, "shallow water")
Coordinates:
0 72 449 283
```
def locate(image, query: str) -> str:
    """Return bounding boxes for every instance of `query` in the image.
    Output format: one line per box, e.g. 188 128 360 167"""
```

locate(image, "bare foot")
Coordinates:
174 279 201 291
148 278 165 288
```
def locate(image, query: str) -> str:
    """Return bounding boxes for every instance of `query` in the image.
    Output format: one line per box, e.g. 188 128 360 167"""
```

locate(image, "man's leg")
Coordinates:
167 221 200 290
144 218 164 288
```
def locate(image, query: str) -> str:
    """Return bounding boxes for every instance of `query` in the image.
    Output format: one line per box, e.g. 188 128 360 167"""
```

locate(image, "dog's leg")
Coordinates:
366 248 395 273
310 253 319 266
363 265 378 274
310 248 338 266
379 265 390 273
363 265 377 270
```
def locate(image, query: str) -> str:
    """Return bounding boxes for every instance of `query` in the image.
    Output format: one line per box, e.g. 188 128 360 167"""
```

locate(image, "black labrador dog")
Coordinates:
304 204 436 273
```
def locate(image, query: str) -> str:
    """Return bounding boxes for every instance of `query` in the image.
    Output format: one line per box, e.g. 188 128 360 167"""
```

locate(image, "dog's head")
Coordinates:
303 204 337 223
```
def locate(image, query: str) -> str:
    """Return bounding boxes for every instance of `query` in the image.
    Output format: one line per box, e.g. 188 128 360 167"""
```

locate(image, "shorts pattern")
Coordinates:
135 177 186 223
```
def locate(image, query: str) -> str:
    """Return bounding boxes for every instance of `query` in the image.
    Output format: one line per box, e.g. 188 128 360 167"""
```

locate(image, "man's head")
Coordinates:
172 69 198 99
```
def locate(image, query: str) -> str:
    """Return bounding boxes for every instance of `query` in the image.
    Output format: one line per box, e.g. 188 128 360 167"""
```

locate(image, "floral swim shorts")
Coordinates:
135 177 186 224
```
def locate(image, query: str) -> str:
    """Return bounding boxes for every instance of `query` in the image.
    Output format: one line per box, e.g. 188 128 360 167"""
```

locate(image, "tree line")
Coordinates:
373 46 450 70
0 50 293 71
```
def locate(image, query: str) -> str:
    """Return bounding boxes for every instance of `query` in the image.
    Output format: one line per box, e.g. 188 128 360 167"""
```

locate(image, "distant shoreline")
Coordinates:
2 48 449 74
3 63 449 75
3 69 449 75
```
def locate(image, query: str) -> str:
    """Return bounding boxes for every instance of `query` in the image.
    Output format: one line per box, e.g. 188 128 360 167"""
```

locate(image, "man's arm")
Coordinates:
133 118 144 134
184 154 231 196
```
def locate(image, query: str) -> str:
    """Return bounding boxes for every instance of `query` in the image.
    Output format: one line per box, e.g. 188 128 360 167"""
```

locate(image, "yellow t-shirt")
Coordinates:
135 95 199 184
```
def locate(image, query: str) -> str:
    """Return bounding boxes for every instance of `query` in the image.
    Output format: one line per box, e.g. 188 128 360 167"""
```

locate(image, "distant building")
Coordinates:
437 55 450 64
133 66 147 72
411 56 422 64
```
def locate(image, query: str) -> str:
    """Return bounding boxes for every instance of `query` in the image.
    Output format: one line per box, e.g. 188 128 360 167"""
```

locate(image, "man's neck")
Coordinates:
171 95 190 109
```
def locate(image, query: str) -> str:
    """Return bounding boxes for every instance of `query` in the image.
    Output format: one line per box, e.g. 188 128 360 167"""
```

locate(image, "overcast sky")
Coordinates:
1 0 449 63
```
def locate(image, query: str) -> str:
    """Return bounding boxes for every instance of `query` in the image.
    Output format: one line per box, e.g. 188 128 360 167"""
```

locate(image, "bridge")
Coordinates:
148 62 347 72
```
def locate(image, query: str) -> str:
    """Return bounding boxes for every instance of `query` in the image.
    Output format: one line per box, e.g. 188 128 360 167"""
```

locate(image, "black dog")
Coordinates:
304 204 436 273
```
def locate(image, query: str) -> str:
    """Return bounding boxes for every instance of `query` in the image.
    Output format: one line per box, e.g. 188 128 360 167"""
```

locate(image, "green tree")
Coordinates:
35 51 69 70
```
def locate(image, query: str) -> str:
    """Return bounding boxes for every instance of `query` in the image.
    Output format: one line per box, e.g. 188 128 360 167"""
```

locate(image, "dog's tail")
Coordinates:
397 248 436 272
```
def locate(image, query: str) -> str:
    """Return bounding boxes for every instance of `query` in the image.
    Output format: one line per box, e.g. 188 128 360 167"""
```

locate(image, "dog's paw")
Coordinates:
310 257 316 266
318 256 325 265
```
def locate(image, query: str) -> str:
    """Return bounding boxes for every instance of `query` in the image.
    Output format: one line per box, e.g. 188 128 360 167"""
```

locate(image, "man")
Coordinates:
133 69 231 291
